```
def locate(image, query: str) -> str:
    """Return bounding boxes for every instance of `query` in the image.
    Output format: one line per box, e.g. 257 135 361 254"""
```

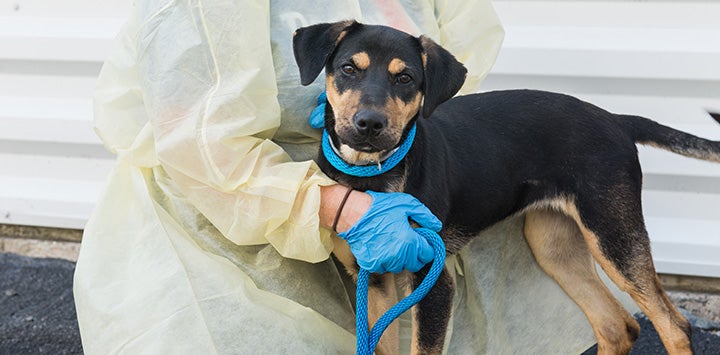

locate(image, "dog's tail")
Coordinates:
622 111 720 163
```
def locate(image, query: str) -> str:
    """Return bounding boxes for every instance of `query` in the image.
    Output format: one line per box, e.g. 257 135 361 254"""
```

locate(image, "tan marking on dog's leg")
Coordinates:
388 58 406 75
560 203 693 355
331 236 399 355
368 273 399 355
332 235 356 279
524 209 639 355
352 52 371 70
410 306 421 355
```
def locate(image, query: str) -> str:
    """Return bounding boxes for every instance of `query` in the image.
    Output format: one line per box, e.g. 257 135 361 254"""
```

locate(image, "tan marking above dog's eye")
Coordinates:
352 52 370 70
388 58 406 75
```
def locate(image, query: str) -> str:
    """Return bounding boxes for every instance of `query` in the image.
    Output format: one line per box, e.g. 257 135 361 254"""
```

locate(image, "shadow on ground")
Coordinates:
1 252 718 354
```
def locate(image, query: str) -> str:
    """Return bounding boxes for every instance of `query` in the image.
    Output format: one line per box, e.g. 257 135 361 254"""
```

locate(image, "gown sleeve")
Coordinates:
132 0 336 262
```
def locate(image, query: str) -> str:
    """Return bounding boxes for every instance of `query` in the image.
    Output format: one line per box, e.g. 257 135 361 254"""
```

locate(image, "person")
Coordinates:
74 0 633 353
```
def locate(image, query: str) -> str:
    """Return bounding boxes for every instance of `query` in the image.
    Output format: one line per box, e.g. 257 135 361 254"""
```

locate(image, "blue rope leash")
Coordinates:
355 228 446 355
311 93 445 354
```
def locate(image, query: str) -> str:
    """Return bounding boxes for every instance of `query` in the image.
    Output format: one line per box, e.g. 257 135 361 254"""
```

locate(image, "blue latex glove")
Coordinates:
338 191 442 274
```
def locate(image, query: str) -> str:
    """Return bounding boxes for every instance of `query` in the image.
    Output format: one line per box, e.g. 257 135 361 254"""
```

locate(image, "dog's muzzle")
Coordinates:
341 109 399 153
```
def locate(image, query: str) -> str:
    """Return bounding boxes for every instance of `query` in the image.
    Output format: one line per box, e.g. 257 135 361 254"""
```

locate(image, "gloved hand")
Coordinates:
338 190 442 274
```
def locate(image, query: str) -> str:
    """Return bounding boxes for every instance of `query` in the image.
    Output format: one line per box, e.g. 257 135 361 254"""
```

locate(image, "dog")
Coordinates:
293 20 717 354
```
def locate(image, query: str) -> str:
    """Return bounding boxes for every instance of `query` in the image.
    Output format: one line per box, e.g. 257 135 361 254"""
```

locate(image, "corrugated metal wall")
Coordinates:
1 1 718 276
0 1 129 228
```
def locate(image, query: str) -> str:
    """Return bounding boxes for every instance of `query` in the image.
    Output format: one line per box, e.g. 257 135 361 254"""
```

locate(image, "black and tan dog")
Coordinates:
293 21 718 355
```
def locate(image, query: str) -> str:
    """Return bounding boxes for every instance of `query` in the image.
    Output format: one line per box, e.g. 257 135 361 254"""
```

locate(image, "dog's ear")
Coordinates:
293 20 357 86
419 36 467 118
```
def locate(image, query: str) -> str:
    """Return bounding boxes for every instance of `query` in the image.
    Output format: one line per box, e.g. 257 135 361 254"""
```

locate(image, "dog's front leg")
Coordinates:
332 236 400 354
410 265 454 355
368 273 400 354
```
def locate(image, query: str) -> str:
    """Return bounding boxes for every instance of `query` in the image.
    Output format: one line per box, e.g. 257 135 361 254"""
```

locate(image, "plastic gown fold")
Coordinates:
74 0 637 353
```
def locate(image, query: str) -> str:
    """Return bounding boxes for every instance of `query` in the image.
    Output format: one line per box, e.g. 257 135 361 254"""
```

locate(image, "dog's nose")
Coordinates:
353 110 387 137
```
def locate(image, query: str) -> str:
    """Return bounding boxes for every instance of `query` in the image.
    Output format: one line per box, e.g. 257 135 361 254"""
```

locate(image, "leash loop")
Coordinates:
355 228 446 355
314 118 443 354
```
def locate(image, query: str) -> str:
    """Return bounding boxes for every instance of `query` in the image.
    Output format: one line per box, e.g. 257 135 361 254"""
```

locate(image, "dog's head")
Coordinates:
293 21 467 165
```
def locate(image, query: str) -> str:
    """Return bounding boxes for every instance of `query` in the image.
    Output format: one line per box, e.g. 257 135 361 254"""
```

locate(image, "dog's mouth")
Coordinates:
330 130 399 165
349 141 384 153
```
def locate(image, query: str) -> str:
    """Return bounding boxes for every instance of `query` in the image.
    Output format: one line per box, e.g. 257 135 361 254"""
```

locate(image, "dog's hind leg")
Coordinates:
409 266 454 355
568 184 693 355
524 208 640 355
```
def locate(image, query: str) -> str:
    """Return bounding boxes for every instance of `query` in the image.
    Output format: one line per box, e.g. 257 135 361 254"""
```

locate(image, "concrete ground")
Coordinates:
1 239 719 354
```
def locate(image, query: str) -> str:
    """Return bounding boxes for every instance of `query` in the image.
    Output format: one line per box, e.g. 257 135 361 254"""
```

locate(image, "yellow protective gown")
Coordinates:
74 0 636 353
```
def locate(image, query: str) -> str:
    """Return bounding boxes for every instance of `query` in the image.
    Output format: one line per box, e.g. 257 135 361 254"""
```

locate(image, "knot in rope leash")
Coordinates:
355 228 446 355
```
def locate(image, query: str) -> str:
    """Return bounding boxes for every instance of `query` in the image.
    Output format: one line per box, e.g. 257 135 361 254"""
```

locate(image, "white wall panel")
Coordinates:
0 1 128 229
0 0 718 276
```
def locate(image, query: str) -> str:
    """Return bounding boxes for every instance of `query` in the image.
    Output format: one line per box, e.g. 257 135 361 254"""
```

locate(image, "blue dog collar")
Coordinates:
321 124 417 177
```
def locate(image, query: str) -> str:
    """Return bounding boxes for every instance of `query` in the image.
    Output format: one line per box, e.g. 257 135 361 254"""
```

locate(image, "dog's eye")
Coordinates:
341 64 357 75
396 73 413 85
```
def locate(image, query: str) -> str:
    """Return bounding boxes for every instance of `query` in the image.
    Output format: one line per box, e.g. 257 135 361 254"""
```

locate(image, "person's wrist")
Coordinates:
335 190 371 233
319 185 372 233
